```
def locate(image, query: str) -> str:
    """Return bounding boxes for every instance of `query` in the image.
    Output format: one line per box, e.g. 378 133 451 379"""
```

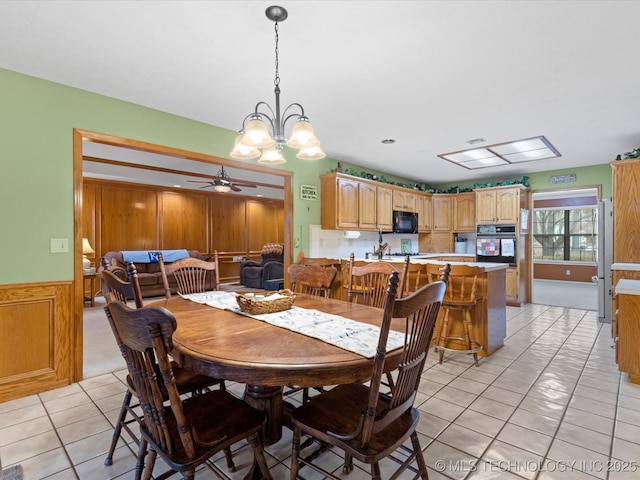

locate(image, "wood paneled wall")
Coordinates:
0 281 74 402
83 178 284 282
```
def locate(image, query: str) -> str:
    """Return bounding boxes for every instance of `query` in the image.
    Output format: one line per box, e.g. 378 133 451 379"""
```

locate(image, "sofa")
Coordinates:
239 243 284 289
100 249 214 298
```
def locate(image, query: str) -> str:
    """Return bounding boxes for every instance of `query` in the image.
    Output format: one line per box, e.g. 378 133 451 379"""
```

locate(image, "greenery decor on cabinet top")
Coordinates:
622 148 640 160
328 162 530 193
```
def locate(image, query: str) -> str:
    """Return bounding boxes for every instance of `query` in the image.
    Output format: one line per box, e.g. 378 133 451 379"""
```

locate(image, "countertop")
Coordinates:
615 279 640 295
352 255 509 272
612 263 640 271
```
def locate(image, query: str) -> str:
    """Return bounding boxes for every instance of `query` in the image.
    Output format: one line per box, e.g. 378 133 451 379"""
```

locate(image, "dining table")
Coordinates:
149 292 408 447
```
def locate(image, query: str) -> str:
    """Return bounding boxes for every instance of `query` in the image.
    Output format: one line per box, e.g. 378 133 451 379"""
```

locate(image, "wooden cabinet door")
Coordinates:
358 182 377 230
336 178 359 229
476 190 497 224
376 186 393 231
612 160 640 263
432 194 453 231
392 190 416 212
453 193 476 232
495 188 520 224
416 194 432 232
505 267 518 304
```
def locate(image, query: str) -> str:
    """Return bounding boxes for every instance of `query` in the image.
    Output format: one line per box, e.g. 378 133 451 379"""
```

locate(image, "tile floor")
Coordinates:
1 295 640 480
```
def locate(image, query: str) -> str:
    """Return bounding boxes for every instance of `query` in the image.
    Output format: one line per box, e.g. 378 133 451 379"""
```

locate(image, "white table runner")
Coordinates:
178 291 405 358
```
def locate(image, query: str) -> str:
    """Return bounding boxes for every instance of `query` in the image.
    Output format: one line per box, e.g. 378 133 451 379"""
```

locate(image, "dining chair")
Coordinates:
104 298 273 480
288 264 337 298
286 263 338 403
159 251 220 298
346 253 400 308
101 282 229 469
289 272 446 480
300 256 340 267
100 262 144 309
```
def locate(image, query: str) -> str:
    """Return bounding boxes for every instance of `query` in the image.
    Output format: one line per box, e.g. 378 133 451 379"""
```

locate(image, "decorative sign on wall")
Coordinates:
549 174 576 184
300 184 318 200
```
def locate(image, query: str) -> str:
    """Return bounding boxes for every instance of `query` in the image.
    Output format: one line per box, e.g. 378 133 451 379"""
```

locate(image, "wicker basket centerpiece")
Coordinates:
236 289 296 315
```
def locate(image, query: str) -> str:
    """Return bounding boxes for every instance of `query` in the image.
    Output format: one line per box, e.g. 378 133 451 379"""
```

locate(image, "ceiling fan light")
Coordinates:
230 133 261 160
296 144 326 160
242 117 276 148
258 147 286 164
213 184 232 193
286 117 320 149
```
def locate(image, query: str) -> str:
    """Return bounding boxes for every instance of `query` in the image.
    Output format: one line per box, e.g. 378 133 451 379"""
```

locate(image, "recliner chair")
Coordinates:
239 243 284 289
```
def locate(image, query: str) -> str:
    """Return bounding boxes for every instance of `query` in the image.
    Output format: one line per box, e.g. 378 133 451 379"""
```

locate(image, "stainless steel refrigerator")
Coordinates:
595 199 613 323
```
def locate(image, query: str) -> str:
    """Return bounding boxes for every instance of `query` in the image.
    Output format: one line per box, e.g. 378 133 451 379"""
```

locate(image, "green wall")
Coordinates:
436 163 612 199
0 67 614 285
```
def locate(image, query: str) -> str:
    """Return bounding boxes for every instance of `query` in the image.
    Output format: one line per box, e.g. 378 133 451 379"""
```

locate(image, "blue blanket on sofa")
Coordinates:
121 249 190 263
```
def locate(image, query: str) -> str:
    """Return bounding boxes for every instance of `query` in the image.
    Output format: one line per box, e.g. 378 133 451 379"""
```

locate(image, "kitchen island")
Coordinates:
345 256 508 358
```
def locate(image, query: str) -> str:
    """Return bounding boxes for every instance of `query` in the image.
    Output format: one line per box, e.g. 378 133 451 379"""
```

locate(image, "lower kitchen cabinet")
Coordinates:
614 279 640 384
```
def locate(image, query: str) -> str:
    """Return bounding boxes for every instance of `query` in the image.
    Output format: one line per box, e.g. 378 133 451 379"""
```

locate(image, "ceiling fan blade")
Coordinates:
199 185 213 189
230 185 242 192
187 180 214 184
231 182 257 188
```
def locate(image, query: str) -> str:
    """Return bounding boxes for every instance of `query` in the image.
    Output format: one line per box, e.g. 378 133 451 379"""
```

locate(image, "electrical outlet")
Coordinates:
50 238 69 253
566 269 571 276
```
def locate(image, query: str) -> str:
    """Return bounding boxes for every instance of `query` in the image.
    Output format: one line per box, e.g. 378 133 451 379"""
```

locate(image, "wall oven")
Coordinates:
476 224 517 266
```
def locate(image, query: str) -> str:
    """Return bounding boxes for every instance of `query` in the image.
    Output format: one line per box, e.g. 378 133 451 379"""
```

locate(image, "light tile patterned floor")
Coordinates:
1 300 640 479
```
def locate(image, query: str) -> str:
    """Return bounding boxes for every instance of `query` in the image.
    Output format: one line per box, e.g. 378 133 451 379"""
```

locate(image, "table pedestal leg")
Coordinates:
242 385 283 480
243 384 283 445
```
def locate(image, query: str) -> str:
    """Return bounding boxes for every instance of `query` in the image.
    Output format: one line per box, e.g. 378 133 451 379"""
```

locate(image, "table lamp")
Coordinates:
82 238 94 271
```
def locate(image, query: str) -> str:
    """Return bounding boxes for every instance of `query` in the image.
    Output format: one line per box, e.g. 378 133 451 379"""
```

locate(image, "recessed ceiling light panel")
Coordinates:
438 136 560 170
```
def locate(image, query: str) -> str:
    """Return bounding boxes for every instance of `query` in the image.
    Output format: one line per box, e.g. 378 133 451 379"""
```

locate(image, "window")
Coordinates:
532 208 597 262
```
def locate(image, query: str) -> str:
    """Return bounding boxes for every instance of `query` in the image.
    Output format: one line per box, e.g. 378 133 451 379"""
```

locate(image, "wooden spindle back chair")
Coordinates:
288 264 337 298
290 272 446 480
159 251 220 299
104 298 272 480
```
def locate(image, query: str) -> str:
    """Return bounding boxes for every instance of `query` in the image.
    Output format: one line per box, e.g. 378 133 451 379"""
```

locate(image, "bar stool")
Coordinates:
435 265 484 366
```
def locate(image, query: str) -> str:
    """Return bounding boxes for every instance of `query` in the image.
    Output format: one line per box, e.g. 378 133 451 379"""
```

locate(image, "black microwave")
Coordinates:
392 210 418 234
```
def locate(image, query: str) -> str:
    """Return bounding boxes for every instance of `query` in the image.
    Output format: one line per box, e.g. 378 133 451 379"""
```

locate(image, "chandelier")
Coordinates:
230 5 325 164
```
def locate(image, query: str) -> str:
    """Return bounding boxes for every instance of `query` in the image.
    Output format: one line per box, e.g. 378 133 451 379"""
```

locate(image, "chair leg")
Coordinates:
371 461 382 480
223 446 236 471
410 431 430 479
134 437 148 480
290 428 301 480
343 453 354 473
247 432 273 479
463 310 480 367
105 388 133 466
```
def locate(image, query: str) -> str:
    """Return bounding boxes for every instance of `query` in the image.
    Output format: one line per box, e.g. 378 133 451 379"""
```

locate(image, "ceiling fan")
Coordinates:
187 166 257 193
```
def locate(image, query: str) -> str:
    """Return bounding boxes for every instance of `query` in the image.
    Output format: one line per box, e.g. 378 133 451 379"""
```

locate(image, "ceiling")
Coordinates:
2 1 639 189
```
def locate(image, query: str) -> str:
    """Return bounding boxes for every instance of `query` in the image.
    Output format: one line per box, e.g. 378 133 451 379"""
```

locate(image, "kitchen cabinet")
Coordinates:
392 189 416 212
475 185 524 225
432 194 453 231
453 192 476 232
376 186 393 232
358 181 378 230
613 279 640 384
416 193 432 233
505 267 519 304
612 159 640 264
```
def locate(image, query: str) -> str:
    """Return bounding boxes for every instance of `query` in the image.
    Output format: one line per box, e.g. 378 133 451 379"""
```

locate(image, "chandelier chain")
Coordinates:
274 20 280 88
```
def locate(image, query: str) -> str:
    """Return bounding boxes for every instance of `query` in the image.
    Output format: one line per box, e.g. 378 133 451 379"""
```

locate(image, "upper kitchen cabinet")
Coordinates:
321 172 390 231
321 174 359 229
612 159 640 263
453 192 476 232
432 194 453 231
376 185 394 232
358 181 378 230
392 189 416 212
416 193 433 233
475 185 528 225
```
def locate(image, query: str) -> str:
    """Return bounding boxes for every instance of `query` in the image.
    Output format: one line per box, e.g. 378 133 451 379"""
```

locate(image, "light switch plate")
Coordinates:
50 238 69 253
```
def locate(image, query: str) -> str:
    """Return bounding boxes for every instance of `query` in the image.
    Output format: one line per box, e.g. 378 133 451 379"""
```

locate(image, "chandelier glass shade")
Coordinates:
230 6 325 163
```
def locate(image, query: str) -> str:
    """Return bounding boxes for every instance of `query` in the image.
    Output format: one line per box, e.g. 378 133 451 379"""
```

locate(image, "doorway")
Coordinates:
530 187 600 310
73 129 294 379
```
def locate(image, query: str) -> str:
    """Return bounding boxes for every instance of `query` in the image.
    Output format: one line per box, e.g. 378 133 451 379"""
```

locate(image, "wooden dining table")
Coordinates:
149 293 407 446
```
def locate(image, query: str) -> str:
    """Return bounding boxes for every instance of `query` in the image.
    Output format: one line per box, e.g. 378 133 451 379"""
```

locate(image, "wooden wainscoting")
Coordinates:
0 281 74 402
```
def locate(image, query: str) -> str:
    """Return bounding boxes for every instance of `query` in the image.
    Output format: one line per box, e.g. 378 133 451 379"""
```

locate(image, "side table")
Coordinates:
83 272 97 307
